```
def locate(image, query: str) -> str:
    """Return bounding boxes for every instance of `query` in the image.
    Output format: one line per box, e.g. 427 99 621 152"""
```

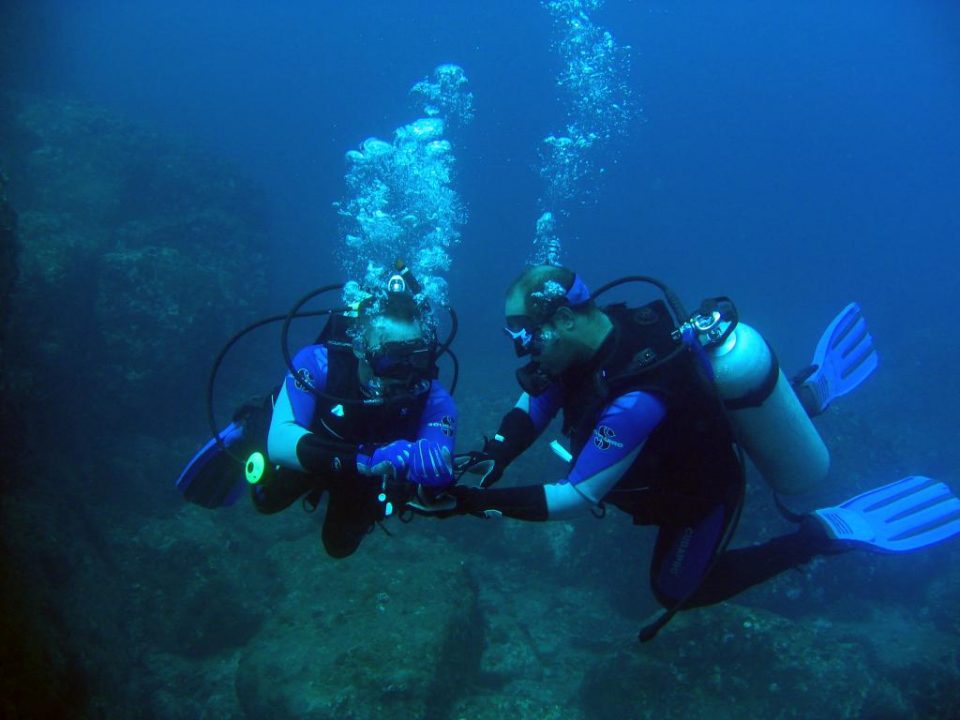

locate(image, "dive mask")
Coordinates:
504 316 544 358
365 339 435 380
504 274 592 358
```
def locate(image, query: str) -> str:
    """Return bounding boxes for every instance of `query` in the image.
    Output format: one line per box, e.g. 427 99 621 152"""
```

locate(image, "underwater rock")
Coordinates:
0 94 272 717
0 96 268 440
0 172 16 326
132 536 267 659
578 602 940 720
926 558 960 636
0 171 22 468
235 533 481 720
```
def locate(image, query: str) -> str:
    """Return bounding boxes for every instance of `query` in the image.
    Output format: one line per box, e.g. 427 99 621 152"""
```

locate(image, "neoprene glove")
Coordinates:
407 484 481 518
447 483 548 521
453 436 511 488
408 439 454 487
454 408 537 487
408 483 546 521
356 440 414 479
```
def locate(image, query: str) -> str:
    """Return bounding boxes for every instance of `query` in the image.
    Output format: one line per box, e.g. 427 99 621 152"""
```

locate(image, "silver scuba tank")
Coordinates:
687 304 829 495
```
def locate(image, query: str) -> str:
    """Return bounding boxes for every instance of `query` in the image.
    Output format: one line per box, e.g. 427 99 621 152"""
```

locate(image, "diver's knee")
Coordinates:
322 535 362 559
250 486 286 514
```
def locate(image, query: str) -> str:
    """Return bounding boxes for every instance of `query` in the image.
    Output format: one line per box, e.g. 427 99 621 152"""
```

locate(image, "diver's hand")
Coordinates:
405 485 458 516
356 440 414 479
453 449 503 488
454 434 517 487
407 484 500 519
408 439 454 487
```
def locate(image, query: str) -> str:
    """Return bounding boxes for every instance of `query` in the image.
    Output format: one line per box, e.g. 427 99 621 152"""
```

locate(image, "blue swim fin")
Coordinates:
176 421 248 508
801 302 878 414
176 394 275 509
812 476 960 553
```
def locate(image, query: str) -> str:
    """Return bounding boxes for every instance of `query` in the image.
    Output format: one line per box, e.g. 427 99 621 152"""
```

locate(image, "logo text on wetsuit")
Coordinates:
294 367 312 392
428 415 456 438
592 425 624 451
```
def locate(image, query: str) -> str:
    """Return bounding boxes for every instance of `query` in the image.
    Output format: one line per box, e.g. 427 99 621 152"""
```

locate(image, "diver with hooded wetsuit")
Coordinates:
428 265 960 640
254 289 457 558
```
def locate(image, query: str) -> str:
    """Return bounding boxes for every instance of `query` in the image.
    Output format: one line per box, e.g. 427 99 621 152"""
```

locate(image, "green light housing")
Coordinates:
245 451 266 484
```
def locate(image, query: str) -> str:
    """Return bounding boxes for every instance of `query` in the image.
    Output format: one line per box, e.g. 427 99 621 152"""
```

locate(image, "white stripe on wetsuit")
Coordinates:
267 383 310 472
543 442 645 519
540 390 666 520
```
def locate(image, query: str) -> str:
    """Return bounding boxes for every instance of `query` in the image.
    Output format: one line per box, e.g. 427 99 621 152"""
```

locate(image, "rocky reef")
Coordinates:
0 170 20 468
0 93 270 717
0 96 268 445
0 172 15 325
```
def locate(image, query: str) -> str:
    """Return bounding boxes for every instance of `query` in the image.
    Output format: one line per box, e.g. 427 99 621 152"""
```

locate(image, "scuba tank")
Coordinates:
685 299 829 495
587 279 829 496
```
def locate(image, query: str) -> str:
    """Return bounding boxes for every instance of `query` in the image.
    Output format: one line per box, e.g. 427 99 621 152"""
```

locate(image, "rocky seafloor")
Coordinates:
5 384 958 720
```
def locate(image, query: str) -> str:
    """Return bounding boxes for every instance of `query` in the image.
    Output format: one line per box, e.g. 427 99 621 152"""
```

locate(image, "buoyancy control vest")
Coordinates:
312 312 430 447
559 300 744 524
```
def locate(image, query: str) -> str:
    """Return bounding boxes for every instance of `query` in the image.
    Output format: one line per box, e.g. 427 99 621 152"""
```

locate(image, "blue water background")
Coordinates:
30 0 960 489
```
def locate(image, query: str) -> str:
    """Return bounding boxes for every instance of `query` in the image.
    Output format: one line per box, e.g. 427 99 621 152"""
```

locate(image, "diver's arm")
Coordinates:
414 381 458 456
482 385 563 473
267 346 360 476
394 381 460 488
452 391 666 521
268 382 311 471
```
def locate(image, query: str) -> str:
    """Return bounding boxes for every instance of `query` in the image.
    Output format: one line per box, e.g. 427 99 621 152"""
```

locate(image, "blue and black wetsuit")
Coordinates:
257 343 457 558
468 303 824 609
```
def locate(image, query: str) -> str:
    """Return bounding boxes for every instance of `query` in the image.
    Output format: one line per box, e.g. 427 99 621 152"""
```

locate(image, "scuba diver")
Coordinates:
424 264 960 640
176 263 457 559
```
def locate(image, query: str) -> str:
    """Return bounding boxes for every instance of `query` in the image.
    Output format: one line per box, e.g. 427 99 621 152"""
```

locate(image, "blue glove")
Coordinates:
408 439 454 487
356 440 414 479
